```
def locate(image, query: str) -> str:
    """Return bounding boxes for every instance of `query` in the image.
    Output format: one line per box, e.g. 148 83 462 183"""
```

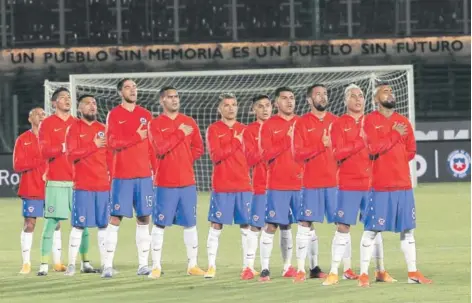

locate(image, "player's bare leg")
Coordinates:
259 223 278 282
294 221 311 282
324 223 351 285
242 225 261 280
373 233 396 283
135 216 151 275
19 217 36 274
204 222 222 278
400 229 432 284
101 215 122 278
279 224 296 278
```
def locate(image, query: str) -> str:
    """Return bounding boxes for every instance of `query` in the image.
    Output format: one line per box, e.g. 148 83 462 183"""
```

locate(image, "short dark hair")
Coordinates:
252 94 270 104
274 87 293 98
159 86 177 97
375 81 390 88
116 78 133 91
51 87 70 102
306 84 326 96
78 94 95 103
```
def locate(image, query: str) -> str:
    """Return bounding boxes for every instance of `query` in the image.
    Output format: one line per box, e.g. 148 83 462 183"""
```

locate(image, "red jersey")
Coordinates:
293 112 337 188
244 121 266 195
66 119 112 191
38 114 75 181
106 104 153 179
148 113 204 187
364 111 415 191
206 121 251 193
13 130 46 199
331 114 370 191
260 115 302 191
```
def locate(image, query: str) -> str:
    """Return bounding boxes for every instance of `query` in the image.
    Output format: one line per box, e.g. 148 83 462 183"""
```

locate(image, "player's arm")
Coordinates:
106 147 114 180
13 136 43 173
363 116 401 156
259 123 291 162
106 112 142 151
190 120 204 161
244 128 263 167
292 121 325 162
148 119 186 157
66 123 99 163
404 121 416 161
206 125 241 164
38 120 63 160
331 121 365 162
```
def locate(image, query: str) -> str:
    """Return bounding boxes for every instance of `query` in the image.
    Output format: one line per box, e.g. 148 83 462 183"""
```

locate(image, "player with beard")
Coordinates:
64 95 112 276
147 86 205 278
358 83 432 287
102 79 154 278
292 84 337 282
37 88 95 276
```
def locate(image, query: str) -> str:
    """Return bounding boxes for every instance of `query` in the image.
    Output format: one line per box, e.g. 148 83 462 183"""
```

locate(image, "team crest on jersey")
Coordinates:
253 215 259 222
305 209 312 216
337 210 344 218
158 214 165 221
215 211 222 218
114 204 120 210
378 218 385 226
79 216 85 223
447 150 471 179
97 131 105 138
140 117 147 125
48 206 54 213
269 210 276 218
28 206 34 213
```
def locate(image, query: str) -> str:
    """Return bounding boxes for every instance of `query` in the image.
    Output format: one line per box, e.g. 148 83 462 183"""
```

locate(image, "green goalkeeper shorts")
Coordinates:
44 181 73 220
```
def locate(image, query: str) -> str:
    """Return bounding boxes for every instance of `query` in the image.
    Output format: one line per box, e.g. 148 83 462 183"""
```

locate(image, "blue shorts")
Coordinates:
298 187 337 223
22 199 44 218
250 194 267 228
265 190 299 226
334 190 370 226
208 191 252 225
72 190 110 228
111 177 153 218
364 190 416 233
153 185 197 228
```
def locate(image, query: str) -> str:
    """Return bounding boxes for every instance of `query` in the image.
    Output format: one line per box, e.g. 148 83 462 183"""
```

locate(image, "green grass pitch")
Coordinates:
0 183 469 303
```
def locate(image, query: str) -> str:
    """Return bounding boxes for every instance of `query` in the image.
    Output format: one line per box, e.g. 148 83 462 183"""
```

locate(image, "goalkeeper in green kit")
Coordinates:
37 88 97 275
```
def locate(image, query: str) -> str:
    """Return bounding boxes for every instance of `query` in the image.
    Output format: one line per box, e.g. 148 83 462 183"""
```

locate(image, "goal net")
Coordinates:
44 66 416 191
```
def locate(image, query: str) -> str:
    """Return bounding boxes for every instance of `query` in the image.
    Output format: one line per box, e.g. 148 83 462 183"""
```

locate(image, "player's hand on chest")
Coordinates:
120 113 149 135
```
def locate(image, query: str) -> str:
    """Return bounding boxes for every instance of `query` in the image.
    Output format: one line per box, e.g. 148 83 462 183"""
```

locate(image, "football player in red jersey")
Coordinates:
147 86 205 278
102 79 154 278
13 107 47 274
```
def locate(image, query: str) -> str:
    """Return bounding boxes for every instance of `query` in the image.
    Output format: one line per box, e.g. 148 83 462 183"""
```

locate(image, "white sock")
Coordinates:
360 230 377 275
206 227 221 268
280 229 293 271
373 232 385 271
330 231 350 275
295 225 311 272
68 227 83 266
97 228 107 267
240 228 249 269
246 230 259 270
184 226 198 268
136 224 151 269
103 224 119 268
52 230 62 265
151 226 164 270
400 230 417 272
342 232 352 271
308 229 319 269
260 230 274 270
20 231 33 265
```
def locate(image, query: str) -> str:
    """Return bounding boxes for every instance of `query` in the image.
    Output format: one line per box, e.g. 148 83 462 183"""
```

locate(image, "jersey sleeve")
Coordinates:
13 135 43 173
331 120 365 162
66 123 99 163
106 111 142 151
106 147 114 180
38 119 63 160
206 125 242 164
363 115 402 156
190 119 204 161
260 122 291 162
292 120 325 162
404 120 416 161
148 119 185 157
243 127 263 167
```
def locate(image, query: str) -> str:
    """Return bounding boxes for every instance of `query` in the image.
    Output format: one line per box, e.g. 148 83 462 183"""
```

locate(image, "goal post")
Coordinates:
44 65 416 190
